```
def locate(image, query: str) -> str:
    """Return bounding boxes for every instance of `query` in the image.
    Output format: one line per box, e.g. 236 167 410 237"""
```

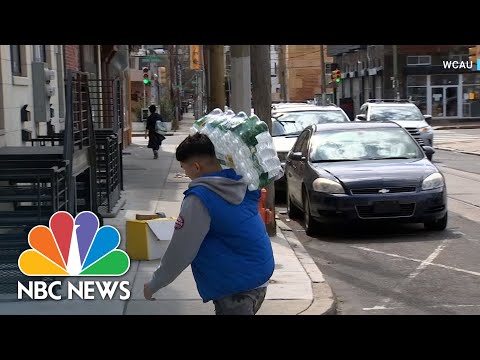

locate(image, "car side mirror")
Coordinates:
424 114 432 123
422 145 435 157
356 114 366 121
290 152 306 161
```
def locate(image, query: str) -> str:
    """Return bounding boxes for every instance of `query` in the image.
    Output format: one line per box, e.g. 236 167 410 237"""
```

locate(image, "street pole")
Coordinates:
230 45 251 114
320 45 327 105
393 45 400 100
143 82 146 109
209 45 225 111
251 45 276 236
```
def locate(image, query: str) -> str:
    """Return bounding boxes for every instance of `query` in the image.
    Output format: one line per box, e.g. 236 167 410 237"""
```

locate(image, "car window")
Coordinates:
369 105 424 121
359 104 367 115
274 110 349 136
309 127 423 162
271 119 285 136
292 130 309 153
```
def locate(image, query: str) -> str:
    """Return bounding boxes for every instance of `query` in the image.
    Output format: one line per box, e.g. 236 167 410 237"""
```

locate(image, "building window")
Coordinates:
33 45 47 63
407 56 431 66
462 73 480 117
449 54 468 62
431 74 458 85
10 45 22 76
272 62 277 76
406 75 427 113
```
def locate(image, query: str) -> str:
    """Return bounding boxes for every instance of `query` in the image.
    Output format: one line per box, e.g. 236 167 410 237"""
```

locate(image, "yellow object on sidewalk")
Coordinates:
126 217 176 261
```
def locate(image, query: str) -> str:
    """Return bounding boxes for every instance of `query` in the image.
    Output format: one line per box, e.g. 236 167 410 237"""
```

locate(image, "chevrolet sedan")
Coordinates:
285 121 447 236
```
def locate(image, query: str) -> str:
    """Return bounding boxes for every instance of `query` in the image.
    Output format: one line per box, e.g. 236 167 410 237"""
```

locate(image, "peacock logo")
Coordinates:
18 211 130 277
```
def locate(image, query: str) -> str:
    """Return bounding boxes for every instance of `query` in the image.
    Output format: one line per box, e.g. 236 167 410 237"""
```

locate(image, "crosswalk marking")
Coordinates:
434 130 480 145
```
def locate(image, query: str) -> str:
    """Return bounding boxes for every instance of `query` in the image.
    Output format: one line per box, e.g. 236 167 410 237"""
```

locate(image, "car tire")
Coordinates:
424 212 447 231
287 185 303 219
303 189 319 237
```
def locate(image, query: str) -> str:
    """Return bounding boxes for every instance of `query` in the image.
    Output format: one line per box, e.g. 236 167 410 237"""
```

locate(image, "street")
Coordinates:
275 143 480 315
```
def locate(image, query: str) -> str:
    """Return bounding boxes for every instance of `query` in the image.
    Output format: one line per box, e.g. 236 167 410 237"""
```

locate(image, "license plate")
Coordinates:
373 201 400 214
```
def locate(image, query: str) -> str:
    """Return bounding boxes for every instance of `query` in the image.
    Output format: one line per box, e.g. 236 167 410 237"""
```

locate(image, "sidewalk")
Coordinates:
0 113 336 315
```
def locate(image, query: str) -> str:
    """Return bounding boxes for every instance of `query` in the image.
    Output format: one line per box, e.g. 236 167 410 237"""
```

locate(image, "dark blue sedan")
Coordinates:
285 121 447 236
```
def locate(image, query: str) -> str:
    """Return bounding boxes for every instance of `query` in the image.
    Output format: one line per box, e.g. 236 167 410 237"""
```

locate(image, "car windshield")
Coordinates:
309 127 423 162
272 111 349 136
369 105 424 121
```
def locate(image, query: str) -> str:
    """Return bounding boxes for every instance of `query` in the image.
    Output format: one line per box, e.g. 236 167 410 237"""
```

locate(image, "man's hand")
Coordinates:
144 283 155 300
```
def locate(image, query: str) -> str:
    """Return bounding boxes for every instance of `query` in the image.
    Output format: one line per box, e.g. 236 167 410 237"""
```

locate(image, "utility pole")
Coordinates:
251 45 276 236
208 45 225 111
393 45 400 100
230 45 251 114
320 45 327 105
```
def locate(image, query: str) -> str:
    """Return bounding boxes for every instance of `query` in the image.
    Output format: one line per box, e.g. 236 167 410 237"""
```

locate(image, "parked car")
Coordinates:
285 121 446 236
271 104 351 193
355 99 434 160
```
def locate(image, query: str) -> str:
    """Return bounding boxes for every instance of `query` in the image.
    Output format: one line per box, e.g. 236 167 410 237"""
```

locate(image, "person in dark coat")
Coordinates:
145 104 166 159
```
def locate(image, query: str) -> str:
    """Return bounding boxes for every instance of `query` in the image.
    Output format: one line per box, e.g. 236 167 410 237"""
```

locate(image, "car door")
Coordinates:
286 130 310 205
296 129 313 203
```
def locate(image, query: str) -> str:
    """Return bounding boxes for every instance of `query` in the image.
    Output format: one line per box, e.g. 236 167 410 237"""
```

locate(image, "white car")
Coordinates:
271 104 351 193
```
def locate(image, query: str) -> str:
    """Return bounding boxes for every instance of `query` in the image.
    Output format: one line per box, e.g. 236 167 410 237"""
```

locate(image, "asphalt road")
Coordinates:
275 149 480 315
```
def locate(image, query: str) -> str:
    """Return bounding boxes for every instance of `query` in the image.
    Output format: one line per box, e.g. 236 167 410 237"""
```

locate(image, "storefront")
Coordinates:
406 73 480 118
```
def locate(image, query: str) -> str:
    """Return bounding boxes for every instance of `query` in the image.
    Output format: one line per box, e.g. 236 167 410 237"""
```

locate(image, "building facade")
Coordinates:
271 45 281 101
0 45 65 147
277 45 334 103
327 45 480 121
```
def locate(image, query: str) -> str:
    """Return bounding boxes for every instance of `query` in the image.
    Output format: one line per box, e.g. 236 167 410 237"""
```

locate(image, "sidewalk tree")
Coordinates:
251 45 276 236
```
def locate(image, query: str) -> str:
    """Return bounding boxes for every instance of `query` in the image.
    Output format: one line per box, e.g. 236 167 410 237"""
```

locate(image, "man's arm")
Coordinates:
146 195 211 295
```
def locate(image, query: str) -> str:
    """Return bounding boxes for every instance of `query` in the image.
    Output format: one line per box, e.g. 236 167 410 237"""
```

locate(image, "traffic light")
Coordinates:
469 46 477 65
333 69 342 83
330 71 336 83
142 66 151 85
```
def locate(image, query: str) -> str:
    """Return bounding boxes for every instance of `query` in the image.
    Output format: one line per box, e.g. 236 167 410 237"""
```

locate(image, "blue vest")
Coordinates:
184 170 275 302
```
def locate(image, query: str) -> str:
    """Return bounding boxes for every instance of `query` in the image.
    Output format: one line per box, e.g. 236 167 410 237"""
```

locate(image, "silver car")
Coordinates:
355 100 434 159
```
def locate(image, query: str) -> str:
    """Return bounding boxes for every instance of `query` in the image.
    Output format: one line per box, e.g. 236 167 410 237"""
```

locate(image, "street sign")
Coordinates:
140 55 168 67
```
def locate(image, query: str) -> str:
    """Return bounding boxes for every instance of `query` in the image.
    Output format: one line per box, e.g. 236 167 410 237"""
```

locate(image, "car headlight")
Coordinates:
419 126 433 133
422 172 444 190
312 178 345 194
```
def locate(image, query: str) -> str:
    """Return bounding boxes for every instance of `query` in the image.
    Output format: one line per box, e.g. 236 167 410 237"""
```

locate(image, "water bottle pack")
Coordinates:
191 108 284 190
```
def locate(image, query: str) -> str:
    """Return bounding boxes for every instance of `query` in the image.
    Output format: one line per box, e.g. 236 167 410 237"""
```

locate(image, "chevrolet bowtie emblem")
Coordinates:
378 189 390 194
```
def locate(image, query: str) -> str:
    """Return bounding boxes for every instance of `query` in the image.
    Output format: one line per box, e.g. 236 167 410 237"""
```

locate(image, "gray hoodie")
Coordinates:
146 175 248 294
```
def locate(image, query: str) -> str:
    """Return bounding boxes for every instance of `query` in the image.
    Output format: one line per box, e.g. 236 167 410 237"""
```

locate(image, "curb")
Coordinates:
436 146 480 157
276 220 337 315
433 125 480 130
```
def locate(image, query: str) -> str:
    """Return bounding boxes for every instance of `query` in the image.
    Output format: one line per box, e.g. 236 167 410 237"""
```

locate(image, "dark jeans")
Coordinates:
213 287 267 315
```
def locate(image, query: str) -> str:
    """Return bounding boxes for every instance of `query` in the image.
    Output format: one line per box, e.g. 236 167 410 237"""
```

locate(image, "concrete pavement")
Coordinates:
0 112 336 315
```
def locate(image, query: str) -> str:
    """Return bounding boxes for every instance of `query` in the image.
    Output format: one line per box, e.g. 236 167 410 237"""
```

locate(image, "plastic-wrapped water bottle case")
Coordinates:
191 108 284 190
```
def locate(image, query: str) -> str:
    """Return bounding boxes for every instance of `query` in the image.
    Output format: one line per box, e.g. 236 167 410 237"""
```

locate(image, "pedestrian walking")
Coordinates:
145 105 166 159
144 133 274 315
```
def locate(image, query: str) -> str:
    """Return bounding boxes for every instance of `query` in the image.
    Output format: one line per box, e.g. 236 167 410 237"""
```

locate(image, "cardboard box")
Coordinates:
126 217 176 261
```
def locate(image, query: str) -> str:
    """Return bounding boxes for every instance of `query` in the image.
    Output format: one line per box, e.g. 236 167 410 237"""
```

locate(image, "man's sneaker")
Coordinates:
154 151 158 159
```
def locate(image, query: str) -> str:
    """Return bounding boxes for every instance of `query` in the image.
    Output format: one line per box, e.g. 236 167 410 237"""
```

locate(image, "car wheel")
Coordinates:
303 189 319 236
287 185 303 219
424 212 447 231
